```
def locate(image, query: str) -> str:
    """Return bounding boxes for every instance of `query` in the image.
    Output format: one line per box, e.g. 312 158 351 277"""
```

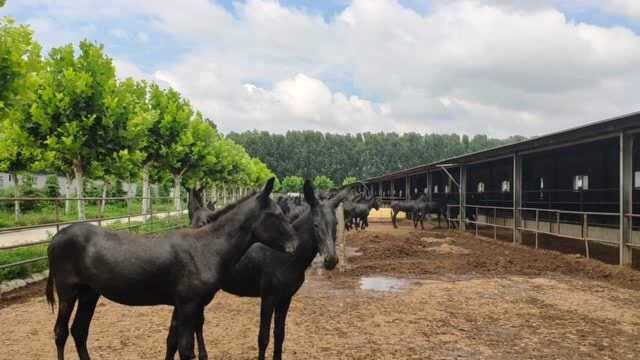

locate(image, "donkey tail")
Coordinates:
45 245 55 312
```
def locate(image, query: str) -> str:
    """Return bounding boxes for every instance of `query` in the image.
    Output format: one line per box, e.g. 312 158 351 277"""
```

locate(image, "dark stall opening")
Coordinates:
431 168 460 203
521 137 620 228
409 173 428 199
393 178 406 199
466 157 514 208
382 181 391 198
371 182 380 197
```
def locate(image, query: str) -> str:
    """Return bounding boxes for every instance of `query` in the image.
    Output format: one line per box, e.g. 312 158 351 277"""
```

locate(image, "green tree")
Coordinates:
166 111 217 211
281 176 304 193
229 130 524 181
0 18 42 219
313 175 334 190
30 41 118 219
45 175 60 198
132 84 192 214
342 176 357 186
91 78 146 213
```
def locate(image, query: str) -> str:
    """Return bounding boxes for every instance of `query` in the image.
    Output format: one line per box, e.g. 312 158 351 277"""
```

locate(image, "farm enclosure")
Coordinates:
2 222 640 359
364 112 640 267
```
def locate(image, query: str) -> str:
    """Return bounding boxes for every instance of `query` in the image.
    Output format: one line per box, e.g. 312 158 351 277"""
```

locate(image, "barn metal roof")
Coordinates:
363 110 640 182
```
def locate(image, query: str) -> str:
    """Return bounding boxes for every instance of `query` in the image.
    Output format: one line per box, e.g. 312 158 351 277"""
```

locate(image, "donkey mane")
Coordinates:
205 190 258 224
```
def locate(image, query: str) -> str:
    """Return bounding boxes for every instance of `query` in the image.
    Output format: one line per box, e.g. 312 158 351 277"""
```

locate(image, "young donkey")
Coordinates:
170 180 350 360
45 178 298 360
188 187 217 228
390 193 429 229
344 192 380 231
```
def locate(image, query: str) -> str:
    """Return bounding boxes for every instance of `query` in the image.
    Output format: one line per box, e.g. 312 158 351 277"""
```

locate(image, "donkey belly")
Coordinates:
77 241 179 306
98 275 176 306
221 268 262 297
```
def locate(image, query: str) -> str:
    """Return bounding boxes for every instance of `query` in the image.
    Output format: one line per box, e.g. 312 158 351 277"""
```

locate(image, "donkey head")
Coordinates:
369 194 380 211
303 180 341 270
251 178 299 254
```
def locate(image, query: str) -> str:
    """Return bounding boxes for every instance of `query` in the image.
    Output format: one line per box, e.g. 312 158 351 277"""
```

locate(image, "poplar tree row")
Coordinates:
0 16 274 220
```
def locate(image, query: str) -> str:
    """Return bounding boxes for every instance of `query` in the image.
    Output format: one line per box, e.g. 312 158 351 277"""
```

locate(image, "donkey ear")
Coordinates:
303 180 319 207
259 177 275 208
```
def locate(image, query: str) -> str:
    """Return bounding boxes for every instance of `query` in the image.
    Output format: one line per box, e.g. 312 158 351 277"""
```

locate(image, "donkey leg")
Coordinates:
70 289 100 360
165 308 206 360
195 310 208 360
165 310 179 360
258 298 275 360
272 298 292 360
176 304 200 360
54 292 77 360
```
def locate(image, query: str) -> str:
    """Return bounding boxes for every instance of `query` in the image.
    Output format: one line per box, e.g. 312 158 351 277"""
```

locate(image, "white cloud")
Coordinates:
149 0 640 136
113 58 148 80
604 0 640 19
8 0 640 137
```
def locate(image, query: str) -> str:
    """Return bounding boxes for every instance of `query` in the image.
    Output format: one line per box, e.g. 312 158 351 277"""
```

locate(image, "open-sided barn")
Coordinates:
361 111 640 267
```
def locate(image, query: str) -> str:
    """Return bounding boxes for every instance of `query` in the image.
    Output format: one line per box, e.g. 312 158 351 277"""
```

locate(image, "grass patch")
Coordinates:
0 214 189 283
0 199 179 229
0 244 48 283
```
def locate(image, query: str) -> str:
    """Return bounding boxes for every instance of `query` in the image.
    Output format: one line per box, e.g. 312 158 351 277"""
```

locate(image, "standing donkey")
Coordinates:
390 193 429 229
170 180 350 360
344 192 380 231
46 178 298 360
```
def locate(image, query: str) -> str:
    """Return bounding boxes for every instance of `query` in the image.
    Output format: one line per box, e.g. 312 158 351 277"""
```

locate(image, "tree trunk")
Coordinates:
12 173 20 221
141 163 150 214
222 184 227 206
100 182 108 214
64 174 71 215
203 188 207 205
336 203 347 272
74 162 85 220
173 173 182 212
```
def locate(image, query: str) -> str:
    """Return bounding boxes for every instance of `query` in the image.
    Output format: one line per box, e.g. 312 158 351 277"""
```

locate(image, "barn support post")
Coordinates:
426 171 433 202
405 176 411 200
513 153 523 244
336 202 348 272
460 166 467 231
620 132 633 266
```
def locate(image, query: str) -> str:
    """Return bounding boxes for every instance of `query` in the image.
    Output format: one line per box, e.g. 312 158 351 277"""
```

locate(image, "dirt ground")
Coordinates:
2 222 640 359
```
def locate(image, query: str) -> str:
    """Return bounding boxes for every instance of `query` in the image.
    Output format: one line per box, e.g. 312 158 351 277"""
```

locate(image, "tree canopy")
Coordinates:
228 131 525 184
0 16 278 219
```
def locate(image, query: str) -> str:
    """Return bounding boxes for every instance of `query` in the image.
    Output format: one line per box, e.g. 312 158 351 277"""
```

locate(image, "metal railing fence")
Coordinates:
0 185 253 273
447 204 622 259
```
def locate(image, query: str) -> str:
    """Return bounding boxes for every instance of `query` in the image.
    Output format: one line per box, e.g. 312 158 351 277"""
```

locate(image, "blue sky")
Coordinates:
3 0 640 137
